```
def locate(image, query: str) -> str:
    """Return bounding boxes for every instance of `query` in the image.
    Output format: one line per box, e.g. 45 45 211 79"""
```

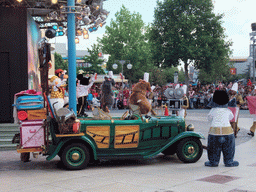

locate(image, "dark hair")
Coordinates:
213 90 229 105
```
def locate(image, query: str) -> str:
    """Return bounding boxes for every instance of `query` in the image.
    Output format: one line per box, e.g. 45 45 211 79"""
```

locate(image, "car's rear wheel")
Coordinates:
176 137 203 163
61 143 90 170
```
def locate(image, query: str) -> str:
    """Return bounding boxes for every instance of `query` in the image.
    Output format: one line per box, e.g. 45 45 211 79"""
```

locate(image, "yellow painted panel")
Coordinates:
115 125 139 148
86 126 110 148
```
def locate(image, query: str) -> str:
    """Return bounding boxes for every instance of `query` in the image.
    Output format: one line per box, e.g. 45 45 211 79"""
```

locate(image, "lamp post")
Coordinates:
250 23 256 83
112 60 132 101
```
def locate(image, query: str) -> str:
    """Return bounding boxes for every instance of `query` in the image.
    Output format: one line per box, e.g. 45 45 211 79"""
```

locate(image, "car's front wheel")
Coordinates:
176 137 203 163
61 143 90 170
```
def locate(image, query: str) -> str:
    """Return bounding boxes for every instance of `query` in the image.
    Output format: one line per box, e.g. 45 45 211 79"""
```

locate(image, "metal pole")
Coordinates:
121 62 124 101
67 0 77 114
253 40 255 83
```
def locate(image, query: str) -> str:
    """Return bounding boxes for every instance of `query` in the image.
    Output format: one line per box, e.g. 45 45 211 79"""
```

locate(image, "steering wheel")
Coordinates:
120 111 129 120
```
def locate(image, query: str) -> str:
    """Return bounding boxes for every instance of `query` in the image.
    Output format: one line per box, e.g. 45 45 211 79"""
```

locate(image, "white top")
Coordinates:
76 81 94 98
208 108 234 127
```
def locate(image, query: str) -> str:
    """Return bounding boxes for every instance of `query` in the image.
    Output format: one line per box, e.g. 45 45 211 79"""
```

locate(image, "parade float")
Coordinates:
12 42 205 170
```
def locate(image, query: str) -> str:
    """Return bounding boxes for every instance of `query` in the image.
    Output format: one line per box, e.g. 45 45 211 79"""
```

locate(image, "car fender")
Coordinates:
143 131 205 159
46 136 97 161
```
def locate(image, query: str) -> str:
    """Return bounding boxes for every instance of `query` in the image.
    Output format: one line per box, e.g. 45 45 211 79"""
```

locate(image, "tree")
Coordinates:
150 0 232 86
98 6 153 83
77 44 105 75
54 52 68 72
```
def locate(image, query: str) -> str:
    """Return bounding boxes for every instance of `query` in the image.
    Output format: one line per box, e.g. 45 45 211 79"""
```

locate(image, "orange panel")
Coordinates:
86 126 110 148
115 125 139 148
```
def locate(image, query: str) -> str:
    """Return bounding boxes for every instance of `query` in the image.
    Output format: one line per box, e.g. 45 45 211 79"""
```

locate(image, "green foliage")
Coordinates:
98 6 154 83
79 44 105 75
149 66 186 86
150 0 232 85
54 52 68 72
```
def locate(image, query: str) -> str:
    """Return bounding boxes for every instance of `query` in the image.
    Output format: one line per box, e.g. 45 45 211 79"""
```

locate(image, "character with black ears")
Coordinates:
205 90 239 167
76 71 95 117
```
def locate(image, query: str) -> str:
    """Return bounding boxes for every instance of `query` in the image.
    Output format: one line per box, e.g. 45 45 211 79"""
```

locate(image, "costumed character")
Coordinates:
228 82 240 138
55 69 69 105
49 75 66 112
177 85 189 118
205 90 239 167
129 79 156 116
101 72 115 113
76 71 95 117
247 87 256 136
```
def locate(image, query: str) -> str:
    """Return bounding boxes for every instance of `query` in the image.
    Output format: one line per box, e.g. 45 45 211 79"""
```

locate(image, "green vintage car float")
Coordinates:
15 107 204 170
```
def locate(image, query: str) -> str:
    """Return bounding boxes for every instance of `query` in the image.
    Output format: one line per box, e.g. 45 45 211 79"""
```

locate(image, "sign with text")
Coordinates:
230 68 236 75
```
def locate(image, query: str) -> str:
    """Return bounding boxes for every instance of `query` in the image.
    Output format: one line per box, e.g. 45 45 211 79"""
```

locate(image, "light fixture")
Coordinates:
45 28 56 39
83 34 89 39
92 26 98 31
76 0 82 4
75 37 79 44
99 22 106 27
51 0 58 4
92 3 100 10
101 9 109 16
112 64 118 69
56 31 64 36
52 25 58 30
127 63 132 69
95 18 102 25
16 0 23 3
83 16 91 25
76 28 82 36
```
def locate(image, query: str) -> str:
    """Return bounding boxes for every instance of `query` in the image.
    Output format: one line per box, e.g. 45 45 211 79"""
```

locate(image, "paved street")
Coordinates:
0 109 255 192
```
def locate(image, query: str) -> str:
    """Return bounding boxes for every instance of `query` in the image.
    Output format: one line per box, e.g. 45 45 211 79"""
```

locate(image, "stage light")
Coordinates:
51 0 58 4
45 28 56 38
83 16 91 25
16 0 23 3
75 37 79 44
76 29 82 36
52 25 58 30
101 9 109 16
99 22 106 27
56 31 64 36
83 34 89 39
92 26 98 31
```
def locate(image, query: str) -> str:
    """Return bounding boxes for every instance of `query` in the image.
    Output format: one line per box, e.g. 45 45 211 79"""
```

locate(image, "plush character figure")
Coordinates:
129 79 156 116
49 75 66 111
205 90 239 167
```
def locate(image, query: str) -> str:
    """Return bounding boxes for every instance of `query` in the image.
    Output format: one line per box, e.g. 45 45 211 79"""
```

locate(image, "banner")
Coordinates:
246 96 256 114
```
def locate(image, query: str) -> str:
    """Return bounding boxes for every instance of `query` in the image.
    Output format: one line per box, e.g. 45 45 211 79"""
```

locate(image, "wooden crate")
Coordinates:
27 108 47 120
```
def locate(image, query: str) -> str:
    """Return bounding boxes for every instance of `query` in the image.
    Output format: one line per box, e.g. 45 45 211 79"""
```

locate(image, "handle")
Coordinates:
29 129 36 133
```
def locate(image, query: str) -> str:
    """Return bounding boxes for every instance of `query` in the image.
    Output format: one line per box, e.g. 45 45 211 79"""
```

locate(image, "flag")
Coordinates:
246 96 256 114
228 107 239 122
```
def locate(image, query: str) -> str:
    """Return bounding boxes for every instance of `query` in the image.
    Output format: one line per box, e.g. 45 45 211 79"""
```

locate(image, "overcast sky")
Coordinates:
53 0 255 58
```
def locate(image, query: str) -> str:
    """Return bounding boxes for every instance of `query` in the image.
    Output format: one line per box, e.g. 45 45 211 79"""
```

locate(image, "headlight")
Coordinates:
187 124 195 131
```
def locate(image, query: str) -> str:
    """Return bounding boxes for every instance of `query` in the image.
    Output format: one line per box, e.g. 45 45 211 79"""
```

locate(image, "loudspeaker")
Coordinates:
45 28 56 38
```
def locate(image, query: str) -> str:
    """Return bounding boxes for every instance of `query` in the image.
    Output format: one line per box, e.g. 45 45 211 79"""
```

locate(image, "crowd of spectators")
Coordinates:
83 79 256 111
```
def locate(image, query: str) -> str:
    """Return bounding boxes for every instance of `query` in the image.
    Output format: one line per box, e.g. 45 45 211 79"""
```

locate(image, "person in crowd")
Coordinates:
101 76 115 113
87 91 93 110
188 87 195 109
